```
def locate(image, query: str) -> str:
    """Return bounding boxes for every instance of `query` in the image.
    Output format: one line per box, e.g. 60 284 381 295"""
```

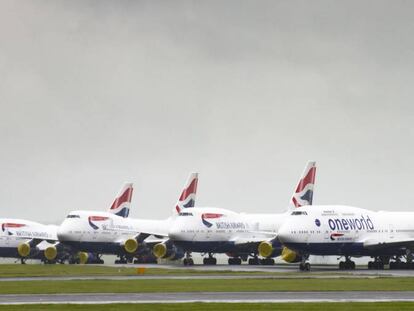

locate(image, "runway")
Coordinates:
1 291 414 304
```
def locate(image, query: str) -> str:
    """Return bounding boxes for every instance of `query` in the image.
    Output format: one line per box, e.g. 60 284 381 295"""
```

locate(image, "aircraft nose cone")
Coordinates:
168 226 181 240
57 225 71 241
277 224 293 243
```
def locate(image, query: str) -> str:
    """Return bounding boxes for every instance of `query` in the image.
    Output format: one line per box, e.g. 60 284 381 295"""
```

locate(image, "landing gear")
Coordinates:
228 257 242 265
183 252 194 266
339 257 355 270
248 256 260 265
389 252 414 270
299 254 310 271
260 258 275 265
368 257 385 270
20 258 26 264
115 255 128 264
203 253 217 265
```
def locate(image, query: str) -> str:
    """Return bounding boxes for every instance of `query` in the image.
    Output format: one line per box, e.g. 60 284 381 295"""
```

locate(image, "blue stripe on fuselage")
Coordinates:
283 242 405 257
173 240 282 255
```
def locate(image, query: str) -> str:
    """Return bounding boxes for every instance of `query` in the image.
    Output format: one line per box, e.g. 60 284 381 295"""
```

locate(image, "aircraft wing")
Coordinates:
229 231 278 251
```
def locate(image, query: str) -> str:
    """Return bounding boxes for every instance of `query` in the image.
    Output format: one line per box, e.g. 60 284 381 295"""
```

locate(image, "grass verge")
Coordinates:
0 303 414 311
1 277 414 294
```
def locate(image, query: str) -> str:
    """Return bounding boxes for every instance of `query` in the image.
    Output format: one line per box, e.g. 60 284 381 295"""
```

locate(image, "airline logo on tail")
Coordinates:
175 173 198 214
290 161 316 208
109 183 133 218
88 216 109 230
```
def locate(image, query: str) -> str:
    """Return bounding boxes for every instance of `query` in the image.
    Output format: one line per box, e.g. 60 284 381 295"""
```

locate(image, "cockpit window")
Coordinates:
66 215 80 218
291 211 308 216
178 212 193 216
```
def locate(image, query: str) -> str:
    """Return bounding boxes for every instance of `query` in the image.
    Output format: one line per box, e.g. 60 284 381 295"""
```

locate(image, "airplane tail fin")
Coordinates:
289 161 316 209
109 182 133 218
174 173 198 215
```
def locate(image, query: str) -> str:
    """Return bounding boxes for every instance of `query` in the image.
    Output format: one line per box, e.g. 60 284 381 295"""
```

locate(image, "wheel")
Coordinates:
299 263 305 271
183 258 188 266
248 258 259 265
350 261 355 270
368 261 373 270
339 261 345 270
235 258 242 265
228 258 234 265
305 262 310 271
188 258 194 266
261 258 275 265
203 257 216 265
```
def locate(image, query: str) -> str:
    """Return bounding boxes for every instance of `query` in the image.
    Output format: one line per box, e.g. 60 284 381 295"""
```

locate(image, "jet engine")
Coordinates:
152 243 184 260
257 241 281 258
78 252 102 264
17 242 31 258
122 238 138 254
280 247 302 263
44 246 58 261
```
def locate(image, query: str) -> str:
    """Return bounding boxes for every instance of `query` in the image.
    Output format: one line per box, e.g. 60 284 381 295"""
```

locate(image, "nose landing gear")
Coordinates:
183 252 194 266
299 255 310 271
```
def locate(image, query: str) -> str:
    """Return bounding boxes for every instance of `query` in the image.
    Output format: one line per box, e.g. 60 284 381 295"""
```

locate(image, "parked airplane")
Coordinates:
0 219 58 263
57 174 198 264
277 205 414 271
151 162 316 266
0 183 134 264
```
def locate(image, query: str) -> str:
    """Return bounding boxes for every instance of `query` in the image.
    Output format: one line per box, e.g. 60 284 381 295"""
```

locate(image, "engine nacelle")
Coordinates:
258 241 281 258
281 247 302 263
78 252 100 264
17 242 31 257
122 238 138 254
152 243 184 261
44 246 58 261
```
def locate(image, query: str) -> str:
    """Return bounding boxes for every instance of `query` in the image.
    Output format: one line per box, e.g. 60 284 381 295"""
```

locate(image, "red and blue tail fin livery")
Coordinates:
175 173 198 214
290 161 316 208
109 183 133 218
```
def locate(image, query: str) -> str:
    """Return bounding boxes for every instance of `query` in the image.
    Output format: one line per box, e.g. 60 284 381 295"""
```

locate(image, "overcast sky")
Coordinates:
1 1 413 223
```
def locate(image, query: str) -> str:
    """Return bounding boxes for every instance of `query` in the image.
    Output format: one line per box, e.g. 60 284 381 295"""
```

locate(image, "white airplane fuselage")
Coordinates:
168 207 287 254
0 218 57 259
277 205 414 257
57 210 171 254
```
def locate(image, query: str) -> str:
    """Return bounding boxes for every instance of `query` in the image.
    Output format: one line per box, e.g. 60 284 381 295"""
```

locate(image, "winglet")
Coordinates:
109 182 133 218
290 161 316 208
174 173 198 215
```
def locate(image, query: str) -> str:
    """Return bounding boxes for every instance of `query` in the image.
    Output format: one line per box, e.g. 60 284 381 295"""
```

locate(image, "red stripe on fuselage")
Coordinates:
2 223 26 228
202 213 223 219
89 216 109 221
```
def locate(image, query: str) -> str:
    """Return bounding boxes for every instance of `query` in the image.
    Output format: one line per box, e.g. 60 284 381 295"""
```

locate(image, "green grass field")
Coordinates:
0 264 274 277
1 277 414 294
0 303 413 311
0 264 350 278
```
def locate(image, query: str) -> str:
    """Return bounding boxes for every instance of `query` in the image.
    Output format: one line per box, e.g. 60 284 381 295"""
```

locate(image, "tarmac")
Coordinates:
1 291 414 304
